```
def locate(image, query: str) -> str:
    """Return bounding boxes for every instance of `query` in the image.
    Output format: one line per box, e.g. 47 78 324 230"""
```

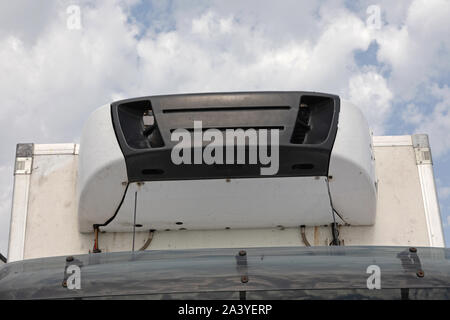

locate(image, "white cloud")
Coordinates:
375 0 450 100
439 186 450 200
401 103 424 125
0 1 58 44
347 70 393 134
134 4 376 100
404 84 450 157
443 215 450 228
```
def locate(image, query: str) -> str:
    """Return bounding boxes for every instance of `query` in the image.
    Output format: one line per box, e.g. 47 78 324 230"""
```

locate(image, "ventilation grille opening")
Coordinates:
143 109 165 148
142 169 164 175
292 163 314 170
117 100 165 149
169 126 284 133
290 103 311 144
162 105 291 113
290 95 335 145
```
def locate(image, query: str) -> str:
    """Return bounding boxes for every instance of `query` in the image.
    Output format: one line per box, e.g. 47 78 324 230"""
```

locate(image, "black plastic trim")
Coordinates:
111 92 340 181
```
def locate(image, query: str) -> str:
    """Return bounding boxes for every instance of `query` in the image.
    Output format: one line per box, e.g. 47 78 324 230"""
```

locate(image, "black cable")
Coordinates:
333 208 347 224
95 183 129 229
0 253 6 263
330 223 340 246
325 177 341 246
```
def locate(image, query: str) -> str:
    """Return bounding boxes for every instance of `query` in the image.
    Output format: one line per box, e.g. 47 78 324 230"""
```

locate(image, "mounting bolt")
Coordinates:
241 275 249 283
66 256 74 262
239 250 247 256
416 270 425 278
62 280 67 288
409 247 417 253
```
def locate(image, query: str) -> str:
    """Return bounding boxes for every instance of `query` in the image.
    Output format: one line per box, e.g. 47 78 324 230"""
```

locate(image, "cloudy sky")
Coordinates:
0 0 449 254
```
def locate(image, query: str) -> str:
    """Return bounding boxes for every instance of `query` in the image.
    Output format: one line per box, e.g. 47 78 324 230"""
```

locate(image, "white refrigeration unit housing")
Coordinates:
6 92 445 262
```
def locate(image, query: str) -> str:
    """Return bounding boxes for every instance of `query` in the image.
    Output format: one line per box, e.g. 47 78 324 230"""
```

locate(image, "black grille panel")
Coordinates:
111 92 340 181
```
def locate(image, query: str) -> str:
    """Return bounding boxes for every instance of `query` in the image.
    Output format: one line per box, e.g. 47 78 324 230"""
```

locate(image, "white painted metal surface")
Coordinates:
328 100 377 225
6 134 444 262
104 177 333 232
78 101 377 231
412 134 445 247
339 144 430 246
372 135 412 147
373 134 445 247
33 144 78 155
77 104 128 232
7 157 33 262
417 164 445 247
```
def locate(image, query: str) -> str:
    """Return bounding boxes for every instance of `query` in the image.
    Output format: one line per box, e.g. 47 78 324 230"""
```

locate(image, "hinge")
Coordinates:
412 134 432 165
14 157 33 175
414 148 432 165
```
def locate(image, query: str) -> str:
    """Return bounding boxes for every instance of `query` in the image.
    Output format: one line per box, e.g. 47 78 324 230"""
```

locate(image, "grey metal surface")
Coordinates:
0 246 448 300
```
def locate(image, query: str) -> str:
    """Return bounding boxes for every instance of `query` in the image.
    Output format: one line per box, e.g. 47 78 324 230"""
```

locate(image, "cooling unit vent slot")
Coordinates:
290 95 335 145
117 100 165 149
291 104 311 144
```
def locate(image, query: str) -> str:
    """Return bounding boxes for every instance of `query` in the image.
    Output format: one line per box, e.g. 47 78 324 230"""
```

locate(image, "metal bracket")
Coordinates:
235 250 248 300
15 143 34 175
397 247 425 278
412 134 432 165
14 157 33 175
414 148 432 165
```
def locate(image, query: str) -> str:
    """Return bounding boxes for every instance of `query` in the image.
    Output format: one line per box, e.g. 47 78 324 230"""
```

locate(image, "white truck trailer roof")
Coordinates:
7 134 445 262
